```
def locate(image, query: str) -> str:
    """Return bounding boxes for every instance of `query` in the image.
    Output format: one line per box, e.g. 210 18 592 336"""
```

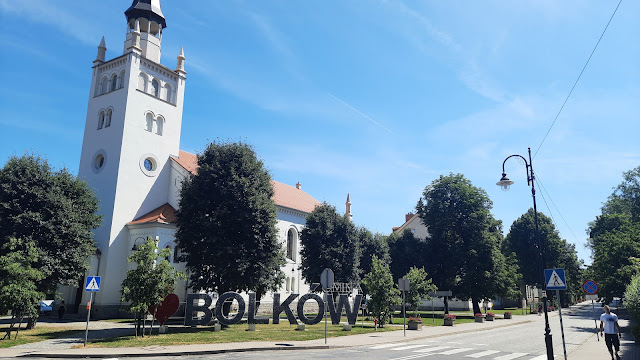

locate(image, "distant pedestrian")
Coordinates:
58 300 66 320
600 305 621 360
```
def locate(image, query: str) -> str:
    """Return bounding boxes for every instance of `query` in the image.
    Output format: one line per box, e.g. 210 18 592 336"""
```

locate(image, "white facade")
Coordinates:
63 1 318 317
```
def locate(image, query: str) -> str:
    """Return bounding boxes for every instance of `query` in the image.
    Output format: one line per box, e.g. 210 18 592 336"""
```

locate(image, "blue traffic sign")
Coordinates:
544 269 566 290
582 280 598 294
85 276 101 292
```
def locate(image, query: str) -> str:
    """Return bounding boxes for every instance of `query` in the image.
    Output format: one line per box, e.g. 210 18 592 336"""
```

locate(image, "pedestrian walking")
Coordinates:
600 304 621 360
58 300 66 320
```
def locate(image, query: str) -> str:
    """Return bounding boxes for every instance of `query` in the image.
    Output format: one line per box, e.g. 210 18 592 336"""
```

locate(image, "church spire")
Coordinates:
125 0 166 29
123 0 165 63
345 194 353 221
94 36 106 65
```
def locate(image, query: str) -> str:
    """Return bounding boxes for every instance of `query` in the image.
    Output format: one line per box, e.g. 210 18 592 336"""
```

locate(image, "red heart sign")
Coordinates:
149 294 179 325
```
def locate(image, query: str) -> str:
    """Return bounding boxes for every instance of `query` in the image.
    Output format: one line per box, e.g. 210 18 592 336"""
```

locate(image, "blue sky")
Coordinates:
1 0 638 265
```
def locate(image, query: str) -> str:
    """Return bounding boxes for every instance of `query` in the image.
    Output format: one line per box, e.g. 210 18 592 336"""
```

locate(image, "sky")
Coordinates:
0 0 638 266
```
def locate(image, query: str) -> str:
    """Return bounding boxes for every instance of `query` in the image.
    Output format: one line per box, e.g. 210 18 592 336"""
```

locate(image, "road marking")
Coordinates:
392 345 434 350
388 353 436 360
438 348 475 355
465 350 501 358
528 356 549 360
494 353 528 360
446 341 462 344
372 343 409 349
413 346 452 353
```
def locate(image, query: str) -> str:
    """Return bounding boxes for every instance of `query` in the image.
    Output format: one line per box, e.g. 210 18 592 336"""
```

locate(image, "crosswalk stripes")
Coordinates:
438 348 475 355
465 350 501 358
494 353 528 360
372 343 410 349
413 346 453 353
528 356 549 360
392 344 435 351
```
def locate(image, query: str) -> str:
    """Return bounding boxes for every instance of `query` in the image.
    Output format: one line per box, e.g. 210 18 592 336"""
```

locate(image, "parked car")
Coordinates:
39 300 54 314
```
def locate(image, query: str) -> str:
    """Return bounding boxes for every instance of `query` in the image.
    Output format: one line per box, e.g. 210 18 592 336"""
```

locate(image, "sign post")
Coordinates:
545 269 567 360
398 278 410 337
320 268 334 345
83 276 100 347
582 280 600 341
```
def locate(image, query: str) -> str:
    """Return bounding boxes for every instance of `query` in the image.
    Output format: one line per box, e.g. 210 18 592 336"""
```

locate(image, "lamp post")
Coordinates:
497 147 554 360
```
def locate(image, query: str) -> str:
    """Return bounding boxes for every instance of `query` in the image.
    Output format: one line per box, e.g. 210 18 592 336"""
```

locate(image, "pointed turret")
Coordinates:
123 0 165 62
176 47 186 75
94 36 107 65
345 194 353 221
125 0 166 29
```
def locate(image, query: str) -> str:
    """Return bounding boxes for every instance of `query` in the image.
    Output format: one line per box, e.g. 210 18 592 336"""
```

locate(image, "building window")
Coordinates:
119 70 126 89
101 77 109 94
110 74 118 92
286 277 290 292
138 73 147 92
156 116 164 135
145 113 153 132
291 277 295 293
173 246 180 263
164 84 173 103
151 79 159 97
94 154 105 170
97 111 105 129
105 109 112 127
143 158 155 171
286 229 296 261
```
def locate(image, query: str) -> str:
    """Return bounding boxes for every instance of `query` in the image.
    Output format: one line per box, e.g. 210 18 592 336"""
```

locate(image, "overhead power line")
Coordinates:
535 176 579 243
534 0 623 158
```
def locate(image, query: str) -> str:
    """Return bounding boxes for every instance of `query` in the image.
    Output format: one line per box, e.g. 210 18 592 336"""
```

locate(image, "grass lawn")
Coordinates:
0 326 80 348
83 321 393 348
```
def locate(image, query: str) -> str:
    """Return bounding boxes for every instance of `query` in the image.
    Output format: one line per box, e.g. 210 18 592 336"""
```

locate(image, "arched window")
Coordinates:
151 79 160 97
101 77 109 94
164 84 173 103
97 111 105 129
173 246 180 263
286 277 290 292
119 70 126 89
164 246 171 262
145 113 154 132
155 116 164 135
286 229 296 261
105 109 112 127
110 74 118 92
291 277 295 293
138 73 147 92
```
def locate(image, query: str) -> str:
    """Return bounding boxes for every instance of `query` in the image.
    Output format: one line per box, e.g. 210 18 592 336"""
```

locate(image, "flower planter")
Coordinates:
475 316 484 323
486 315 494 321
408 321 422 330
504 313 512 319
443 318 455 326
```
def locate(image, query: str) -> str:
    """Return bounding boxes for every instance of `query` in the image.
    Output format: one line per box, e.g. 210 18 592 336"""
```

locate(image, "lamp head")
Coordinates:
496 173 514 191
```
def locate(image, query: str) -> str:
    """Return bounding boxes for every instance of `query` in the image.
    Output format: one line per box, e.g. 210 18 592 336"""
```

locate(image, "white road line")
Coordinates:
446 341 462 344
392 345 434 350
413 346 452 353
471 343 488 346
438 348 475 355
388 353 436 360
372 343 409 349
493 353 528 360
528 356 549 360
465 350 501 358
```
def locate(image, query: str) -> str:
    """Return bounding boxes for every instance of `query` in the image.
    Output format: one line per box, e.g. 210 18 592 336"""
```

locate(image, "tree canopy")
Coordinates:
388 229 426 284
402 266 437 317
357 229 389 278
417 173 518 314
175 141 285 297
299 203 360 285
0 154 101 295
361 256 399 326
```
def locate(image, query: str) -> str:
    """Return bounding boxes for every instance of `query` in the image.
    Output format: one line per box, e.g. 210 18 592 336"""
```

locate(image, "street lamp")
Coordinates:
497 147 554 360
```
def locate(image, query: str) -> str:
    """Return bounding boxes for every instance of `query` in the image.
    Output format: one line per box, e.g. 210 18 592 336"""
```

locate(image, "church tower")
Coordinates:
75 0 187 315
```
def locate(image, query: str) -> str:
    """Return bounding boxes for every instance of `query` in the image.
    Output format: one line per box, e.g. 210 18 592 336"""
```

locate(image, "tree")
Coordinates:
402 267 437 317
0 154 100 327
121 237 185 337
504 208 582 305
175 141 285 305
625 271 640 323
416 173 518 314
362 256 400 326
0 238 44 340
388 229 426 284
588 165 640 303
300 203 360 285
358 229 389 277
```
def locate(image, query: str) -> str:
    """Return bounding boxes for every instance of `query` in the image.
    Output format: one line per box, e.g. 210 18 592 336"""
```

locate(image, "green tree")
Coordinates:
362 256 400 326
358 229 389 277
300 203 360 285
417 173 518 314
602 165 640 220
402 267 437 317
121 237 185 337
504 209 582 305
0 155 101 295
388 230 426 284
0 238 44 339
175 141 285 306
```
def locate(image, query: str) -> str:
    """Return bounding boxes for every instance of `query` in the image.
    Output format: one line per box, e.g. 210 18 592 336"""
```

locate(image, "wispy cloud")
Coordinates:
329 94 395 134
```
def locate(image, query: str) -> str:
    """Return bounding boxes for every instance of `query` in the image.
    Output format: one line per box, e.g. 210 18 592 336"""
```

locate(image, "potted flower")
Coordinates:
504 311 512 319
474 313 485 323
486 312 495 321
408 316 422 330
443 314 456 326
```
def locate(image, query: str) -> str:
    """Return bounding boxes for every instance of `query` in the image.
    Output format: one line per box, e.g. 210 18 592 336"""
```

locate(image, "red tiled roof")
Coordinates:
129 203 177 225
170 150 321 214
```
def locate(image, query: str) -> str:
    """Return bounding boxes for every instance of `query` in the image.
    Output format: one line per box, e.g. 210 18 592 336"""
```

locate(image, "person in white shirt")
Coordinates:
600 305 621 360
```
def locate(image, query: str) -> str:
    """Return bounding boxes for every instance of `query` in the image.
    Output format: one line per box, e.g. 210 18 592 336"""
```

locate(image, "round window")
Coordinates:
144 158 154 171
94 155 105 170
91 150 107 174
139 153 160 177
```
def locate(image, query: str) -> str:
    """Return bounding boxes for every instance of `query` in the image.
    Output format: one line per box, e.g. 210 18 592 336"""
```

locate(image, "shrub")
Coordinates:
504 311 512 315
626 274 640 322
444 314 456 320
408 316 422 323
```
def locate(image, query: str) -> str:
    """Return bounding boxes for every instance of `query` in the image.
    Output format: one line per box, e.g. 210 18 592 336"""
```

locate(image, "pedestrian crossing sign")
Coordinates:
544 268 566 290
85 276 101 292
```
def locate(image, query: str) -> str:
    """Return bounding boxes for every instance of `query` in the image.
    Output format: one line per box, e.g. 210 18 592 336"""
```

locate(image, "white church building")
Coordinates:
60 0 325 317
